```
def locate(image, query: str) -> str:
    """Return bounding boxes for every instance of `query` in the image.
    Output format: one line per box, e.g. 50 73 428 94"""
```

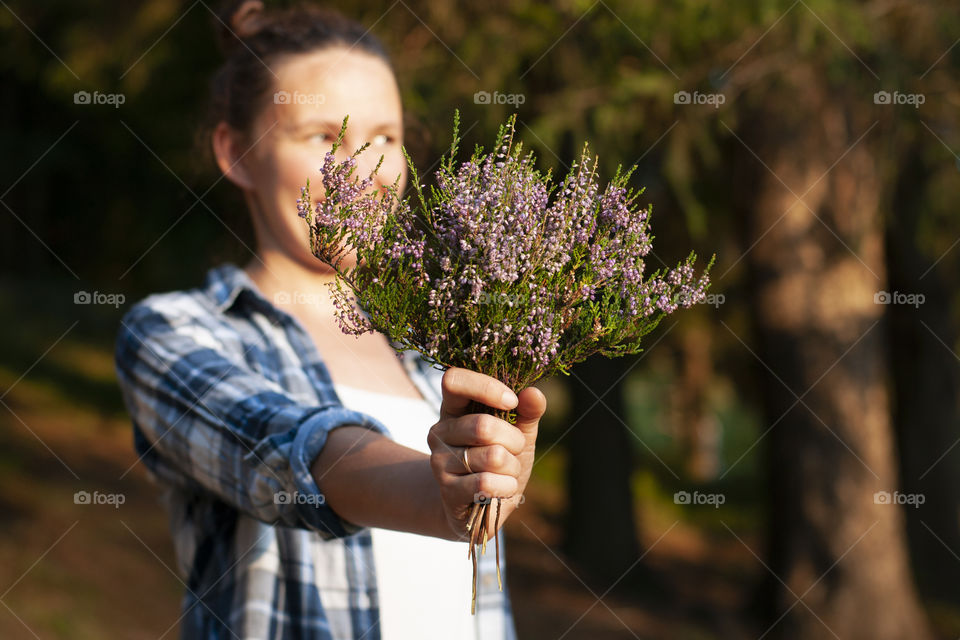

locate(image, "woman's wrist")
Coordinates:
310 425 453 539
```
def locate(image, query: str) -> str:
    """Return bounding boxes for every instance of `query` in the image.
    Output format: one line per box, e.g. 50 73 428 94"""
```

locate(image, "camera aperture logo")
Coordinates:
474 90 525 106
274 490 326 506
478 291 524 307
74 290 125 308
679 291 725 308
873 91 924 108
674 90 726 109
74 490 125 509
874 290 924 308
274 90 326 105
873 490 924 508
74 90 125 108
474 491 525 506
674 490 725 508
274 290 326 306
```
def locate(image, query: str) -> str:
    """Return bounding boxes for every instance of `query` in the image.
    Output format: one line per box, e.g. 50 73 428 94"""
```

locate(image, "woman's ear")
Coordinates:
212 121 255 190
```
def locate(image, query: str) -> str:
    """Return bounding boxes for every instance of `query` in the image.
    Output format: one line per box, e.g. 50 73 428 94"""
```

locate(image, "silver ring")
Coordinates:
462 446 473 474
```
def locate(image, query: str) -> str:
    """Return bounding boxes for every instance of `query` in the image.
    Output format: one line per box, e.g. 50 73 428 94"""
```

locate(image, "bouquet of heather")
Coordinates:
298 112 712 613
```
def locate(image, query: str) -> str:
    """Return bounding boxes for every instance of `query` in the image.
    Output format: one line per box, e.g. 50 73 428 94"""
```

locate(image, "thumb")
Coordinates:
513 386 546 437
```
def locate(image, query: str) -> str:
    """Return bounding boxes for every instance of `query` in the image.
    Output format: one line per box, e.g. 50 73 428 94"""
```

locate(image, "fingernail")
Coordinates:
502 390 518 406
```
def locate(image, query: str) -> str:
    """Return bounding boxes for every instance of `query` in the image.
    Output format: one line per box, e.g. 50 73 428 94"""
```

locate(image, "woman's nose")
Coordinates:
355 150 382 174
332 137 396 193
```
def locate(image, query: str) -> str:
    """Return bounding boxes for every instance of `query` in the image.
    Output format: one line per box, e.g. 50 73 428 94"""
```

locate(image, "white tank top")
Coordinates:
332 383 485 640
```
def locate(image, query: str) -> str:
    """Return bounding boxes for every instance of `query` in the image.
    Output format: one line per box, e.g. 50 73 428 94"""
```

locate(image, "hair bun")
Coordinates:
216 0 266 53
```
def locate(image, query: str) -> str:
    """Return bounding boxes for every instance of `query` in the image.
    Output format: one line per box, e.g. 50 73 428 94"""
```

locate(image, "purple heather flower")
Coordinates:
300 112 712 385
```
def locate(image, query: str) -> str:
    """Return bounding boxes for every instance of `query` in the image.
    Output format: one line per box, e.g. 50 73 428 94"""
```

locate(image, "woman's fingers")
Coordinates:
428 413 526 455
514 386 547 437
439 367 518 420
429 381 545 540
441 470 519 504
438 444 521 477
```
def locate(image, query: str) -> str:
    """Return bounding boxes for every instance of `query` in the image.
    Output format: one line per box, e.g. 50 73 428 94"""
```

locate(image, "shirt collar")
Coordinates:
201 261 441 408
203 262 264 314
201 261 415 352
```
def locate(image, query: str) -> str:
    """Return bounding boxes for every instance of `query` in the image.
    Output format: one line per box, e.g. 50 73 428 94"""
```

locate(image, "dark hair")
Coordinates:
208 0 394 136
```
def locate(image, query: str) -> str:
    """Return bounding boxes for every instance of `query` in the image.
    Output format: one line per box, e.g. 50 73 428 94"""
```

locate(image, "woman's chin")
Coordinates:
301 250 357 274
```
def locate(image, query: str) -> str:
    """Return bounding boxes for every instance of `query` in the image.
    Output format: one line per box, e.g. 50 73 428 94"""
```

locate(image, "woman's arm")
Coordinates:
314 369 545 542
311 427 451 538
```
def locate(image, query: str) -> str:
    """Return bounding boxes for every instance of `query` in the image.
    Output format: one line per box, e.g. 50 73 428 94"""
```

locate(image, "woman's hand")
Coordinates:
427 367 546 541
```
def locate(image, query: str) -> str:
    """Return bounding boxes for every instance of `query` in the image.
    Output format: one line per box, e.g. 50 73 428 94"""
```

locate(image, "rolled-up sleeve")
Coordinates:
114 300 391 539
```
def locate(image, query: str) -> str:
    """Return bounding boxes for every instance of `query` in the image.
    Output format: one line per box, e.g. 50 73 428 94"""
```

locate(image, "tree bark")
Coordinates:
672 323 721 482
886 144 960 606
735 69 933 639
562 354 643 586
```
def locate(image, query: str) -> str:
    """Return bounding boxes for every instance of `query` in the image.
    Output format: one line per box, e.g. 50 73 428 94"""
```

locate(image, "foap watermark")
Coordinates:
274 90 326 105
873 90 925 108
874 290 924 308
474 491 525 506
674 90 726 109
874 490 925 508
674 490 725 508
678 291 725 308
274 490 326 506
478 291 524 306
74 490 126 509
74 290 125 308
274 291 325 306
74 90 125 108
474 90 526 106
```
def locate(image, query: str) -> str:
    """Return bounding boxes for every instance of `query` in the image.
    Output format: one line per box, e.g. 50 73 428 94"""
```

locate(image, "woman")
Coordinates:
113 2 546 638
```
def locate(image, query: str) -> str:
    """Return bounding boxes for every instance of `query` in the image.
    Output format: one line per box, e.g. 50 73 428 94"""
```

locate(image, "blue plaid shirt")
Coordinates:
114 262 517 639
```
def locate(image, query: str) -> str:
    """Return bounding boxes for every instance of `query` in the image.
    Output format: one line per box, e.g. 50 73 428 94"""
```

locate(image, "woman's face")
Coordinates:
221 47 406 271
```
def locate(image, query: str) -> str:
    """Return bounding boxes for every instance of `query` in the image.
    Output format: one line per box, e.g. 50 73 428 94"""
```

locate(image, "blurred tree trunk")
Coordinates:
886 144 960 606
735 67 932 639
672 323 721 481
562 354 641 584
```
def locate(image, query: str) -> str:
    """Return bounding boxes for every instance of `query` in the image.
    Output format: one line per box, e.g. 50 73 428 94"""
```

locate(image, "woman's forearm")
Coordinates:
310 425 461 541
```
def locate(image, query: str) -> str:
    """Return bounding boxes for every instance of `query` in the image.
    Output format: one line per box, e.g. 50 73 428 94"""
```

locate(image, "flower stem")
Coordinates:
464 399 513 615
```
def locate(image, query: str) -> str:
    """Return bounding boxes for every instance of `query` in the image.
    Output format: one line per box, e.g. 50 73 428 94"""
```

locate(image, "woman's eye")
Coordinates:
307 133 330 144
371 134 392 146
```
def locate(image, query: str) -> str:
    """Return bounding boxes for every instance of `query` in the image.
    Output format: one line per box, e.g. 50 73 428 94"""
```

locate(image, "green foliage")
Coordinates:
300 112 713 389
